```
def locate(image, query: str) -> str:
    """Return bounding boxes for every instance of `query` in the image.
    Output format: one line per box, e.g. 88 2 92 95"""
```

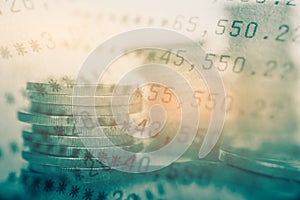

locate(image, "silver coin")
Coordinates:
22 151 134 168
30 101 142 116
20 169 109 186
219 147 300 182
18 110 139 126
26 163 118 182
28 91 142 106
26 141 144 157
26 82 138 96
31 124 133 137
22 130 134 147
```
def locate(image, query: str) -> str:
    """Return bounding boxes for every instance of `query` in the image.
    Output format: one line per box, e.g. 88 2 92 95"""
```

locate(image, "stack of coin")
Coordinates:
218 145 300 183
18 79 144 182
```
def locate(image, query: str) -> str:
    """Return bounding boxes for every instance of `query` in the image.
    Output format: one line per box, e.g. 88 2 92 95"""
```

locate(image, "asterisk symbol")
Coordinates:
97 191 108 200
0 46 12 59
29 40 42 52
14 43 27 56
83 188 94 200
48 79 62 92
69 185 80 198
44 179 54 192
61 76 74 88
56 181 67 194
33 83 47 96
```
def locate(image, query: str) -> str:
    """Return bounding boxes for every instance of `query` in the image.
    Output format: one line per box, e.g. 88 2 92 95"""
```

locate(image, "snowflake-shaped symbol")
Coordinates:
54 125 65 136
121 120 131 133
44 179 54 192
97 191 108 200
33 83 47 96
29 40 42 52
48 79 62 92
83 188 94 200
71 169 84 181
4 92 15 105
56 181 67 194
14 43 27 56
9 141 19 154
69 185 80 198
110 155 121 166
61 76 74 88
0 46 12 59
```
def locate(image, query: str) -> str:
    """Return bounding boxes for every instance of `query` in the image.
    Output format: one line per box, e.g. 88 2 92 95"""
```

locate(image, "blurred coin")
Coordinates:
18 110 138 126
22 130 134 147
22 151 130 168
26 164 116 182
30 101 142 116
31 124 133 137
219 146 300 182
28 92 142 106
26 141 144 157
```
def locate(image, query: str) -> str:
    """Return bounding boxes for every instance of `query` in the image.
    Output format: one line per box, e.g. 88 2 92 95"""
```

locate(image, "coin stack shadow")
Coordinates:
18 80 144 185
